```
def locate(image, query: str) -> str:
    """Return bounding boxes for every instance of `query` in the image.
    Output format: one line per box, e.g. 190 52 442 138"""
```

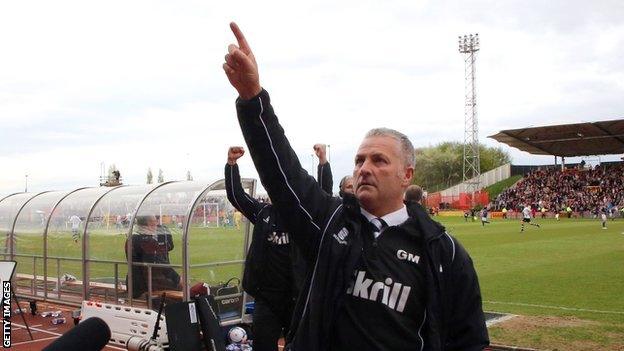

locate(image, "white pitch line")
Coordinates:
484 300 624 315
11 322 62 336
11 335 58 346
11 322 127 350
486 314 517 327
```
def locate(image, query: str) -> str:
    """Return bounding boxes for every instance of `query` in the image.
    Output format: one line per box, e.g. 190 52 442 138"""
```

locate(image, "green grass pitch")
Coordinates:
13 224 248 296
436 216 624 325
12 215 624 327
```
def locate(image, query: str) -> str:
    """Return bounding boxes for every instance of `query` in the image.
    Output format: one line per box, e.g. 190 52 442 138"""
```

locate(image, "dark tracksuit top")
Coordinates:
235 89 489 351
127 226 179 299
225 162 333 306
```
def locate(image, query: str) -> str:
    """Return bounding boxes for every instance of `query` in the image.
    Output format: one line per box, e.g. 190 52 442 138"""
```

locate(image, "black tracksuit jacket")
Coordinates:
235 89 489 351
225 161 333 305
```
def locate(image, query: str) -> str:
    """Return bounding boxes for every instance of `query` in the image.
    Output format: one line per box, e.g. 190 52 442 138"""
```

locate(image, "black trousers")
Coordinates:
252 298 294 351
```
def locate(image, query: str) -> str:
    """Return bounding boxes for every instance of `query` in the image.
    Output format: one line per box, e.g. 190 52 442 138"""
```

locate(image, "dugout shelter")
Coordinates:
489 118 624 164
0 178 256 325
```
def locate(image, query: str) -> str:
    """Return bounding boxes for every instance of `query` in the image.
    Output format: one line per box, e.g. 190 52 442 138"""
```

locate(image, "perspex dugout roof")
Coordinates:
0 179 256 324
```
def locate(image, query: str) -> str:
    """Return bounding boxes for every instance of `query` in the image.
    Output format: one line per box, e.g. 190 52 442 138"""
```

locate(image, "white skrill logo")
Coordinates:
396 249 420 264
267 232 289 245
346 271 411 313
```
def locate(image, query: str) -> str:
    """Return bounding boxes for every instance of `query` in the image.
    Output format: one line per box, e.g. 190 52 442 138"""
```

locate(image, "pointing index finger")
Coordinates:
230 22 252 54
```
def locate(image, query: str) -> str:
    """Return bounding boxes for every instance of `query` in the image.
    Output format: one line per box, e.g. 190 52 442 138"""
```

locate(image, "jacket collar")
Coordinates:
405 201 447 242
342 195 445 242
360 206 409 227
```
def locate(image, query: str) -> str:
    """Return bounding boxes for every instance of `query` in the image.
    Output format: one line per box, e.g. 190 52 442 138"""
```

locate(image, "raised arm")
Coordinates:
225 146 265 225
223 22 339 239
314 144 333 196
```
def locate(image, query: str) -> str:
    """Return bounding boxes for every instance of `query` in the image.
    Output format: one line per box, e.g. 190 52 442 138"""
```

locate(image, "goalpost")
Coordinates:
157 203 190 229
157 202 220 228
198 202 219 228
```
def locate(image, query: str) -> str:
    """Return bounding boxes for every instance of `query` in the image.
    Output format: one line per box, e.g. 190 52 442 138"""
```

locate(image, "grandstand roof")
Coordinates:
488 119 624 157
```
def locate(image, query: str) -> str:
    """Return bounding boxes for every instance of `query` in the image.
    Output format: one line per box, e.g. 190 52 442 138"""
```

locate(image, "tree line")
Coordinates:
413 142 511 193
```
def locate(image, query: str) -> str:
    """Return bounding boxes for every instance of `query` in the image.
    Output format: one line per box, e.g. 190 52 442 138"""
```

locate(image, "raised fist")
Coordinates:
313 144 327 164
228 146 245 165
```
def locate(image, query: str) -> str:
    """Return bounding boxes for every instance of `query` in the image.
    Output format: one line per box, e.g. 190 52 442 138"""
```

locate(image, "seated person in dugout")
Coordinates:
223 22 488 350
127 215 181 299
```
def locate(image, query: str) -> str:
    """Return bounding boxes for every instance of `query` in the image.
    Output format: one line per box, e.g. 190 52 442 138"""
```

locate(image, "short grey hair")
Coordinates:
365 128 415 167
339 175 353 191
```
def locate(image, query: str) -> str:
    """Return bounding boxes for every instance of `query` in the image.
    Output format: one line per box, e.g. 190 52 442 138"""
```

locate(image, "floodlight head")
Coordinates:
458 33 480 53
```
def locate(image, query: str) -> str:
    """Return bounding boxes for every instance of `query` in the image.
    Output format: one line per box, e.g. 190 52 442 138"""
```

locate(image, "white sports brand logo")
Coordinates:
333 227 349 245
346 271 411 312
396 249 420 264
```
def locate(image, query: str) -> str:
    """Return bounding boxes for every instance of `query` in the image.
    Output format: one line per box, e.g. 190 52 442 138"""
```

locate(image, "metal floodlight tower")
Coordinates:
458 33 481 206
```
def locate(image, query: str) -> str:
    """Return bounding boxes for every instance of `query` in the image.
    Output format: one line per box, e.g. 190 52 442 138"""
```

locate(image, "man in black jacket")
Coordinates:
225 146 333 351
222 22 488 351
127 215 180 299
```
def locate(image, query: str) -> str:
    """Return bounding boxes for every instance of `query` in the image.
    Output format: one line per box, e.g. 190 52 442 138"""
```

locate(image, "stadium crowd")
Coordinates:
493 164 624 216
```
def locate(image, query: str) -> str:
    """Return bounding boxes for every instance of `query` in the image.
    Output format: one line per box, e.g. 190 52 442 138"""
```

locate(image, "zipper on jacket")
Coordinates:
369 234 378 259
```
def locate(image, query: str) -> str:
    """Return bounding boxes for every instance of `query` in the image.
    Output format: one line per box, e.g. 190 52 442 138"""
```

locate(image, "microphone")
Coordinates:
43 316 111 351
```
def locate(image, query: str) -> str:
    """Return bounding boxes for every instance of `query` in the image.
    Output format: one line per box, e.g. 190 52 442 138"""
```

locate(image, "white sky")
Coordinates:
1 0 623 196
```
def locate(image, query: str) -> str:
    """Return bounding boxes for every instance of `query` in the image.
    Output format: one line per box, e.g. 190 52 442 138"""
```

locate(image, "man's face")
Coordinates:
145 216 158 234
353 136 413 214
342 178 354 195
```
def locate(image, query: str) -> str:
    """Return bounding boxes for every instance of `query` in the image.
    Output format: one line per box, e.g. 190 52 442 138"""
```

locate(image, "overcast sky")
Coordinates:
1 0 623 196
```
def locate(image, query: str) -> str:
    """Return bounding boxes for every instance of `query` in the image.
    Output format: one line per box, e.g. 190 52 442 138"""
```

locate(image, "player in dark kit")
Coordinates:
222 22 488 351
225 146 333 351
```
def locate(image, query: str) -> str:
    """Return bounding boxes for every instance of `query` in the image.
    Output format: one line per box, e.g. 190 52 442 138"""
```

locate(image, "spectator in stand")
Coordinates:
492 164 624 219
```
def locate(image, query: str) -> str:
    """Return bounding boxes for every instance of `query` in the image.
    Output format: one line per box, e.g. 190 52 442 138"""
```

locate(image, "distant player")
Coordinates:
601 210 608 230
501 207 508 219
480 207 490 226
69 215 82 242
115 215 122 231
463 209 470 222
520 205 540 232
